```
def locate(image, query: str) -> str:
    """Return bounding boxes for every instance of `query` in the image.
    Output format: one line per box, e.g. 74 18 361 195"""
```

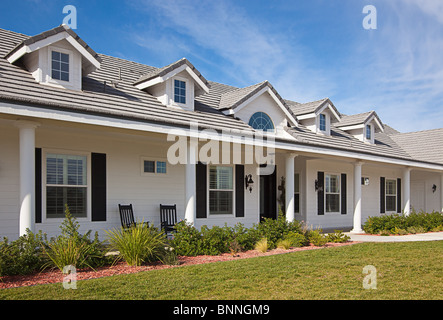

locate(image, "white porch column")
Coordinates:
351 161 364 233
184 138 197 225
15 120 39 236
403 167 411 216
285 153 297 222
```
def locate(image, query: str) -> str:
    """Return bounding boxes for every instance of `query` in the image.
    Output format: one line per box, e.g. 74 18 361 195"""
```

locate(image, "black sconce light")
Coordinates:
315 179 323 192
432 184 437 193
245 174 254 193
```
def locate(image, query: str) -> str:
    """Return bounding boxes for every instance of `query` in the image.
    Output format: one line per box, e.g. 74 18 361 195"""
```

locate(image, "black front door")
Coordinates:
259 165 277 221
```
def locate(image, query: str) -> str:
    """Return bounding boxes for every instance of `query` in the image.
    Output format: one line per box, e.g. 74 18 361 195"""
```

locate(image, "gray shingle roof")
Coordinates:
389 129 443 165
0 27 442 167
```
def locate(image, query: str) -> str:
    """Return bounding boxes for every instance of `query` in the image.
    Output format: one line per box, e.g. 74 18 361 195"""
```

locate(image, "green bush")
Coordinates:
308 230 328 247
0 230 47 277
43 205 109 271
283 231 307 247
326 230 350 243
170 220 204 256
105 223 166 266
363 211 443 234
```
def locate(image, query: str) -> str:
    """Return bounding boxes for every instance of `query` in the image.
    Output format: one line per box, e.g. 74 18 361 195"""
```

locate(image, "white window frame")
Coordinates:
385 179 397 213
47 46 74 87
141 157 168 176
319 113 326 132
173 77 187 105
365 124 372 140
42 149 91 223
325 173 341 214
207 165 235 216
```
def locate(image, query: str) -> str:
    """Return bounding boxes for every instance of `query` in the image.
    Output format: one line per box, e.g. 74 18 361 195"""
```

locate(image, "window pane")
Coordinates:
386 196 396 212
294 173 300 193
174 80 186 104
326 194 340 212
47 154 86 186
52 51 60 60
60 72 69 82
157 161 167 174
209 166 233 190
386 180 396 195
52 70 60 80
144 160 155 173
319 114 326 131
209 191 233 215
51 51 69 82
46 186 87 218
248 112 274 131
60 53 69 63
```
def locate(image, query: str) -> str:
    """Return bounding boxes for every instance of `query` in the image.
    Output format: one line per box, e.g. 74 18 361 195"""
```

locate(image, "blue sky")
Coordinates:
1 0 443 132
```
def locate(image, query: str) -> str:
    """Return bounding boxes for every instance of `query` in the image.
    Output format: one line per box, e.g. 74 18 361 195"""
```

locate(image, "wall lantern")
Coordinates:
432 184 437 193
245 174 254 193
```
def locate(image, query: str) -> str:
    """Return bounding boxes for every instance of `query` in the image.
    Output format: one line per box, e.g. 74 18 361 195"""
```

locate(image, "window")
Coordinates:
51 51 69 82
174 79 186 104
366 125 372 140
325 174 340 212
294 173 300 214
248 112 275 132
143 160 167 174
209 166 234 215
46 153 87 218
319 114 326 131
386 179 397 212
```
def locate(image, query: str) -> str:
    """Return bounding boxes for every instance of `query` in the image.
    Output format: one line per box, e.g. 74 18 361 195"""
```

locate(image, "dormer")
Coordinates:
4 25 101 91
335 111 384 144
134 58 210 112
217 81 299 137
287 98 341 136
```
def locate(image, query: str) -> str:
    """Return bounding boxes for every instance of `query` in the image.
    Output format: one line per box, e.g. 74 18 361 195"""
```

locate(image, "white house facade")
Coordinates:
1 25 443 240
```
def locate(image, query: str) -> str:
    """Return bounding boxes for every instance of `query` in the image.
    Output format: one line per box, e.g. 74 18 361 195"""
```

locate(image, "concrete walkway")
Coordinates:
344 231 443 242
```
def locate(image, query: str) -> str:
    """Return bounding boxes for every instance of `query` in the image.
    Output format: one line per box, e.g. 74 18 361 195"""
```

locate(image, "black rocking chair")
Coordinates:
118 204 148 229
160 204 177 234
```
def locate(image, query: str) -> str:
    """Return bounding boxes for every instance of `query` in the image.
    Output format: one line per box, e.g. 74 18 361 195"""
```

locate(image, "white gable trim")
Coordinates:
224 87 298 127
135 64 210 94
316 103 341 122
365 114 384 132
7 31 100 71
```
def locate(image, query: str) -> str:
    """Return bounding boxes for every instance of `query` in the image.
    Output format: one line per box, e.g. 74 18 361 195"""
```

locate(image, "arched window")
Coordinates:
248 112 275 132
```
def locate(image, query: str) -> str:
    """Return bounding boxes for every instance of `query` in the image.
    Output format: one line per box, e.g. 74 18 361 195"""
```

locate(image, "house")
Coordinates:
0 25 442 240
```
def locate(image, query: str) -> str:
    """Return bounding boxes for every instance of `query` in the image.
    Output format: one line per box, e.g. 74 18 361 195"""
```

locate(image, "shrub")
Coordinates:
283 231 307 247
254 238 268 253
363 211 443 234
256 213 305 249
105 223 166 266
43 205 108 271
326 230 350 243
276 239 292 249
0 230 47 277
308 230 328 247
158 245 180 266
170 220 204 256
407 226 426 234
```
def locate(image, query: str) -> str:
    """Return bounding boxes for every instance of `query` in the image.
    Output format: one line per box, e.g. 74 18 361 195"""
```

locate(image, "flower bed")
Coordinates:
0 241 357 289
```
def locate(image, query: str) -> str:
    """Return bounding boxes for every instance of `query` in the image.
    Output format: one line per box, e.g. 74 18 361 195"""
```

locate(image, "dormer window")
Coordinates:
319 114 326 132
174 79 186 104
249 112 275 132
366 125 372 140
51 51 70 82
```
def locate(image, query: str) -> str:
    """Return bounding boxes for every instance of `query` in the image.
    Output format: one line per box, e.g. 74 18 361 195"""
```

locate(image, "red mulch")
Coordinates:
0 242 358 289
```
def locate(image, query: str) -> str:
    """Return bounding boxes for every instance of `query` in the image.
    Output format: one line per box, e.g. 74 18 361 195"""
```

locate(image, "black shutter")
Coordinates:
317 172 324 215
235 165 245 217
196 162 207 219
380 177 386 214
91 153 107 222
397 178 402 214
35 148 42 224
341 173 347 215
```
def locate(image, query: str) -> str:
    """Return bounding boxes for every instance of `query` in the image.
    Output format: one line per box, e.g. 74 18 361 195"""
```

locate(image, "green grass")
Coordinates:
1 241 442 300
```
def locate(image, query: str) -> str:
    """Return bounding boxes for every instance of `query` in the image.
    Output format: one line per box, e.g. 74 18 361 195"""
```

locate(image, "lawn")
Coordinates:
1 241 442 300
